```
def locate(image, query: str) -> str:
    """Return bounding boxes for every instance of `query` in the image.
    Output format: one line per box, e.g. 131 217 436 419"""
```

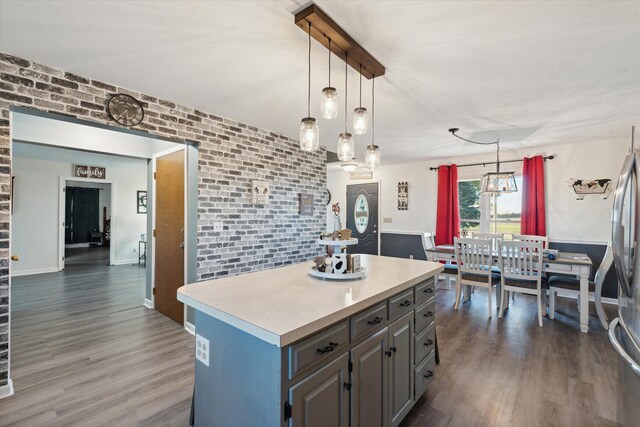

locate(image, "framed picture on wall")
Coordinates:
137 191 147 214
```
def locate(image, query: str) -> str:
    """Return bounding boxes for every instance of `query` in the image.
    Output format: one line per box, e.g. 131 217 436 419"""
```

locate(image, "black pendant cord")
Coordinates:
307 21 311 118
344 52 348 133
370 75 375 148
328 38 331 86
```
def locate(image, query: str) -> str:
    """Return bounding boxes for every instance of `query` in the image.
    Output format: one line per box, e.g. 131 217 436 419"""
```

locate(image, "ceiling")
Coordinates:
1 1 639 165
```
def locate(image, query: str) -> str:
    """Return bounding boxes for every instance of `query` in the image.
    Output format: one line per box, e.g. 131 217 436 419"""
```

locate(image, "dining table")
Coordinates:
425 245 596 333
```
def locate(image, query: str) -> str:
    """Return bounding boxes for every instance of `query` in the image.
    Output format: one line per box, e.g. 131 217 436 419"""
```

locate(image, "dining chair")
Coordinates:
454 237 500 317
423 232 457 288
471 232 504 251
513 234 548 249
498 240 546 327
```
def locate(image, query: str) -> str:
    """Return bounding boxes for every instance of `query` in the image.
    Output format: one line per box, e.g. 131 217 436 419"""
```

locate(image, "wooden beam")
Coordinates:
295 4 385 79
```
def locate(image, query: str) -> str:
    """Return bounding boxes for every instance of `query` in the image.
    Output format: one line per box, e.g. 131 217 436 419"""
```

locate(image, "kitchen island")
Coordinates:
177 255 443 427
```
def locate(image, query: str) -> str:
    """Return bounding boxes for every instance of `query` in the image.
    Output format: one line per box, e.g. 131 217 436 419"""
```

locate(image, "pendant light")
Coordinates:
353 64 368 135
320 39 338 120
365 75 380 169
337 52 354 161
341 163 357 173
448 128 517 194
300 21 319 152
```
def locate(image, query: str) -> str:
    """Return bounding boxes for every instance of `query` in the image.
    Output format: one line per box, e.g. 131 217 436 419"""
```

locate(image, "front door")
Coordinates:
346 183 379 255
154 148 185 324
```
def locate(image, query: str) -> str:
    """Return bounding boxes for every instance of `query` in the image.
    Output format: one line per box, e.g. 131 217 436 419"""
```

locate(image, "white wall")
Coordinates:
328 137 630 244
12 153 148 275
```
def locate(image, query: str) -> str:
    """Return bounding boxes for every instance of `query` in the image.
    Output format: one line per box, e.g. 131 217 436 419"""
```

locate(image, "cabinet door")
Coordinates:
388 311 414 427
289 352 350 427
350 327 388 427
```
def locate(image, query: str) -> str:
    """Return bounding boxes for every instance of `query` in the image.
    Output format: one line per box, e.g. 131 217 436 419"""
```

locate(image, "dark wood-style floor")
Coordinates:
0 261 618 426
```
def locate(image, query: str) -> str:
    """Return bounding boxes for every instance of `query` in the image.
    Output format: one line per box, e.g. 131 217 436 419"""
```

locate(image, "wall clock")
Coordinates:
107 94 144 127
324 189 332 206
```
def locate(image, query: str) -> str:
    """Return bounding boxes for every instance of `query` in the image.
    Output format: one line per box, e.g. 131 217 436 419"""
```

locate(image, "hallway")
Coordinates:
0 261 194 426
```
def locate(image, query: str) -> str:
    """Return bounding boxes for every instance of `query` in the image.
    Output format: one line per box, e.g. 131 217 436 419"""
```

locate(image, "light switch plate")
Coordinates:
383 217 393 223
213 221 223 232
195 334 210 366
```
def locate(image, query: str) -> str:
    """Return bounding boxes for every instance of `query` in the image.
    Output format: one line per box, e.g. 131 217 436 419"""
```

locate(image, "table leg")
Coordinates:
579 273 589 333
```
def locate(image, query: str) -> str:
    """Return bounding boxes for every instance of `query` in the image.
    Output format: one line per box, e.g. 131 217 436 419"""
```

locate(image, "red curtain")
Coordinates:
521 155 546 236
435 164 460 246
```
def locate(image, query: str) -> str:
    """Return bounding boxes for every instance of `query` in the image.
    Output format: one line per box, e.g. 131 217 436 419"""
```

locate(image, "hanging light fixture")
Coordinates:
353 64 368 135
448 128 517 194
341 163 358 172
365 75 380 169
337 52 354 161
320 38 338 120
300 21 319 152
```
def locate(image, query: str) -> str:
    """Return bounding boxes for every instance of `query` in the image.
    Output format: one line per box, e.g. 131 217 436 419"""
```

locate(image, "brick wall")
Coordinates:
0 53 326 388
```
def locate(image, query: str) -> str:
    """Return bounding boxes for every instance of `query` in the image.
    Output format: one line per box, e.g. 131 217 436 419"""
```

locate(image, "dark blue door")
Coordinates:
346 183 378 255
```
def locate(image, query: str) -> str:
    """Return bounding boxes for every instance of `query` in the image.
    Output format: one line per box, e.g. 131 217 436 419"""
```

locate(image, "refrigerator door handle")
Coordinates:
609 317 640 377
612 152 636 298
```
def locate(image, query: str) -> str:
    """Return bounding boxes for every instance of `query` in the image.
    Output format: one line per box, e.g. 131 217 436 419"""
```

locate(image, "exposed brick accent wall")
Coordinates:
0 53 326 388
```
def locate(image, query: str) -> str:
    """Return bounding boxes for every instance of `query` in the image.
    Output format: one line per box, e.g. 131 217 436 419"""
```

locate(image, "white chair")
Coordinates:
423 232 457 288
471 232 504 251
454 237 500 317
498 240 546 327
513 234 548 249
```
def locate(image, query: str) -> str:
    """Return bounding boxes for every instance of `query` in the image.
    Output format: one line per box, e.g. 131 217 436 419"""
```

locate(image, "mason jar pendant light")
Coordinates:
353 64 368 135
365 75 380 169
337 52 354 161
300 21 319 152
320 39 338 120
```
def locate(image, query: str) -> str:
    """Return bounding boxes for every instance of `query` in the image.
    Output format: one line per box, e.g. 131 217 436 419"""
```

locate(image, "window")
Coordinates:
458 177 522 238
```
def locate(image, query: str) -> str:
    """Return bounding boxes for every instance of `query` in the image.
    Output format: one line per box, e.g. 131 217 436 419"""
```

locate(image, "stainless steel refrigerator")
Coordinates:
610 126 640 427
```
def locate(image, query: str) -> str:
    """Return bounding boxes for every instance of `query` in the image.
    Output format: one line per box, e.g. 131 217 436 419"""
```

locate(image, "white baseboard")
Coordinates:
184 322 195 336
0 379 14 399
11 267 59 277
143 298 154 309
110 258 139 266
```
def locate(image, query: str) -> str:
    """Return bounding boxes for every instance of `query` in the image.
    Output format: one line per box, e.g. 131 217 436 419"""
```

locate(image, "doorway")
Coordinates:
347 183 379 255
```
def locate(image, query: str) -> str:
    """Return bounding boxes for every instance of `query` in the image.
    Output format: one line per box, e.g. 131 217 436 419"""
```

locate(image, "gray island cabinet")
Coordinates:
177 255 443 427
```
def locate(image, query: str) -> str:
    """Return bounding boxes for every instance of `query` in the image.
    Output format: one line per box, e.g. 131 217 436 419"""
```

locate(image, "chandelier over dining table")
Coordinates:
295 3 385 169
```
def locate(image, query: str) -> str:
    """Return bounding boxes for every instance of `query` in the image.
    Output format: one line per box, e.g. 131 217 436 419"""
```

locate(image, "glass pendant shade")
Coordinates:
353 107 368 135
341 163 357 172
480 171 517 194
365 144 380 170
299 117 319 152
321 87 338 119
337 132 354 161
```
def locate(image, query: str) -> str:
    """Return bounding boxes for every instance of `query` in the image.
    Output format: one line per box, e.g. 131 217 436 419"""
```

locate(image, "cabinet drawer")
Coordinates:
414 278 435 305
415 322 436 365
350 302 387 341
288 320 349 380
543 262 572 272
415 298 435 333
388 289 414 320
415 350 436 399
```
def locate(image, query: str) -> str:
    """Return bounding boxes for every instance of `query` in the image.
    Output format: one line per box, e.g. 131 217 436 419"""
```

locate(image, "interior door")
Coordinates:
154 148 185 324
346 183 379 255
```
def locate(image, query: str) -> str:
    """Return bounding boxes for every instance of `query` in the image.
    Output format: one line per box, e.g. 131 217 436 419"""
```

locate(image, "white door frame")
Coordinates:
150 145 187 319
58 177 116 270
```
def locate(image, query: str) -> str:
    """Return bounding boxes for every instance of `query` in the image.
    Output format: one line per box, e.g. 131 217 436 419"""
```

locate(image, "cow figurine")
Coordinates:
568 178 612 200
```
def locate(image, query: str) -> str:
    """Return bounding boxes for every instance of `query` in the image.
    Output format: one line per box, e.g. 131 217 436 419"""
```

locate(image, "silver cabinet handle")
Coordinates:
608 317 640 376
611 152 636 298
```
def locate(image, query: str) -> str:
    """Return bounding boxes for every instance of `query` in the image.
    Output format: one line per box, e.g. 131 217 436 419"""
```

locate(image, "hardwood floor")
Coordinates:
0 257 194 426
0 266 618 426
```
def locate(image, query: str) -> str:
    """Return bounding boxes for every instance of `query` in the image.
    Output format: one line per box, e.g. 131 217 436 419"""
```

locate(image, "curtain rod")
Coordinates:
429 155 555 171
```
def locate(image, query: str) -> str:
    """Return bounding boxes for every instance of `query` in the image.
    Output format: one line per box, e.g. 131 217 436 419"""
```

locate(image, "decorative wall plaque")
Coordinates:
398 181 408 210
349 168 373 180
73 164 106 179
299 193 314 215
568 178 612 200
252 180 270 204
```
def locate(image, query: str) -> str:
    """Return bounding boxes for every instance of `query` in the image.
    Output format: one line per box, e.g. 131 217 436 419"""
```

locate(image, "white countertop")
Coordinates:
177 255 443 347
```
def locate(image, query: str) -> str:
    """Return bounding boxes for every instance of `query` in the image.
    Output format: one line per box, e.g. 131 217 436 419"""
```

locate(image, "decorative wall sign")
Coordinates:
74 164 106 179
349 168 373 180
252 180 270 204
137 191 147 214
398 181 408 210
299 193 314 215
568 178 612 200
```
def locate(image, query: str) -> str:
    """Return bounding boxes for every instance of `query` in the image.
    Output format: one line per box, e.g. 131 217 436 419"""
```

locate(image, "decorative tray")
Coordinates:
308 266 367 281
